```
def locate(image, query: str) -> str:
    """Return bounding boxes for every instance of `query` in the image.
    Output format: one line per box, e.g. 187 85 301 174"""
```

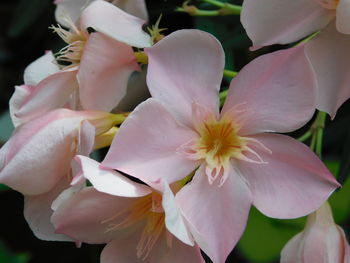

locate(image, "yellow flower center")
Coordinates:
102 192 170 260
178 104 271 186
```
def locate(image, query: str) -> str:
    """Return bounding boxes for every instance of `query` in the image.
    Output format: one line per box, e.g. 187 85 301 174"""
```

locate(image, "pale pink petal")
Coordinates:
75 155 152 197
9 85 33 127
77 120 95 156
305 21 350 117
282 203 349 262
23 51 59 86
241 0 334 47
0 109 85 195
113 0 148 20
115 69 150 112
237 134 340 219
55 0 93 27
78 32 138 111
24 176 72 241
52 187 136 243
102 98 199 184
161 180 194 246
176 165 253 263
15 69 78 124
222 45 316 135
280 233 304 263
80 0 151 48
336 0 350 34
101 230 203 263
145 30 224 127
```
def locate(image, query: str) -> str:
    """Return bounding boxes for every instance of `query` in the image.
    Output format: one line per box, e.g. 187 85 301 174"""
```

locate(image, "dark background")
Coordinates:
0 0 349 262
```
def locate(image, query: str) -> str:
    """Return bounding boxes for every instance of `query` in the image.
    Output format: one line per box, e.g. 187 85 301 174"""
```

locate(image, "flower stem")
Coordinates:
223 69 238 78
176 1 241 16
200 0 242 14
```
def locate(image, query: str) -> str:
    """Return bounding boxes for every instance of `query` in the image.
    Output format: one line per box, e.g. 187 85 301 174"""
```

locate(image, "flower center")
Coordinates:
50 17 87 67
316 0 339 9
178 105 271 186
102 192 168 260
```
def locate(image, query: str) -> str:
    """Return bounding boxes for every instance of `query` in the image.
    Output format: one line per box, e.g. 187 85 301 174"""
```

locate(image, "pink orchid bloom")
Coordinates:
10 0 151 126
281 202 350 263
241 0 350 117
52 156 204 263
100 29 340 262
0 108 118 240
55 0 148 28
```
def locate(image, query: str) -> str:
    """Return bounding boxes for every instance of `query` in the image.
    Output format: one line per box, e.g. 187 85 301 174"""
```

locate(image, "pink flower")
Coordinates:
281 202 350 263
100 29 340 262
241 0 350 117
11 0 151 125
55 0 148 28
52 156 204 263
0 108 118 240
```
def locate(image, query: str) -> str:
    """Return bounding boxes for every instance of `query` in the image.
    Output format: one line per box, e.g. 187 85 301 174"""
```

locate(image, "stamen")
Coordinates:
50 15 87 67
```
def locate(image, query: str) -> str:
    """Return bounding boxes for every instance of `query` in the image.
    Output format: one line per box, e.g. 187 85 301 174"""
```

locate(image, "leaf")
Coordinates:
0 184 10 192
237 207 305 263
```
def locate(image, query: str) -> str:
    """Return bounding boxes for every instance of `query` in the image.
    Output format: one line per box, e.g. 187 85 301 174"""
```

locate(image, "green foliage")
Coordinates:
0 241 30 263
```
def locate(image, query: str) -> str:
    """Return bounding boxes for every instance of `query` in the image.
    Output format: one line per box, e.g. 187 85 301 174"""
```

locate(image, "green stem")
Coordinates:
200 0 242 14
298 130 312 142
176 7 225 16
219 89 228 106
223 69 238 78
313 111 326 158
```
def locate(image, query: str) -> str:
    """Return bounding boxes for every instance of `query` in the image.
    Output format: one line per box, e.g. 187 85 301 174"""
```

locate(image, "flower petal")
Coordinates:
101 230 203 263
161 180 194 246
176 165 252 263
336 0 350 34
78 32 138 111
75 155 152 197
9 85 33 127
305 21 350 117
24 51 59 86
241 0 334 47
145 30 224 127
0 109 84 195
24 176 72 241
102 98 199 185
55 0 93 27
14 69 78 125
237 134 340 218
52 187 136 244
222 45 316 135
113 0 148 20
80 0 151 48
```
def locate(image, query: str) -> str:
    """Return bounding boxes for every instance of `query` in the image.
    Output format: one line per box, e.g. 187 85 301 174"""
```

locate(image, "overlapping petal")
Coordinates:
305 22 350 118
222 45 316 135
102 98 199 184
80 0 151 48
237 134 340 219
241 0 334 47
75 155 152 197
24 177 72 241
53 187 136 243
336 0 350 34
281 203 350 262
176 165 252 263
78 32 139 111
145 30 224 126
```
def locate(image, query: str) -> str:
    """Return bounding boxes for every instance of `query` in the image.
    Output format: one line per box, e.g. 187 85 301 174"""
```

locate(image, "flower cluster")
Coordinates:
1 0 350 262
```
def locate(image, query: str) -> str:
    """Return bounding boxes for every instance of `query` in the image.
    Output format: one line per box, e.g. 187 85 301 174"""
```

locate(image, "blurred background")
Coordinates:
0 0 349 262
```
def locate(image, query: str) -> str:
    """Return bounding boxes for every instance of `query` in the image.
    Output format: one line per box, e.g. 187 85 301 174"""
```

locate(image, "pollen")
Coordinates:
50 16 87 67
